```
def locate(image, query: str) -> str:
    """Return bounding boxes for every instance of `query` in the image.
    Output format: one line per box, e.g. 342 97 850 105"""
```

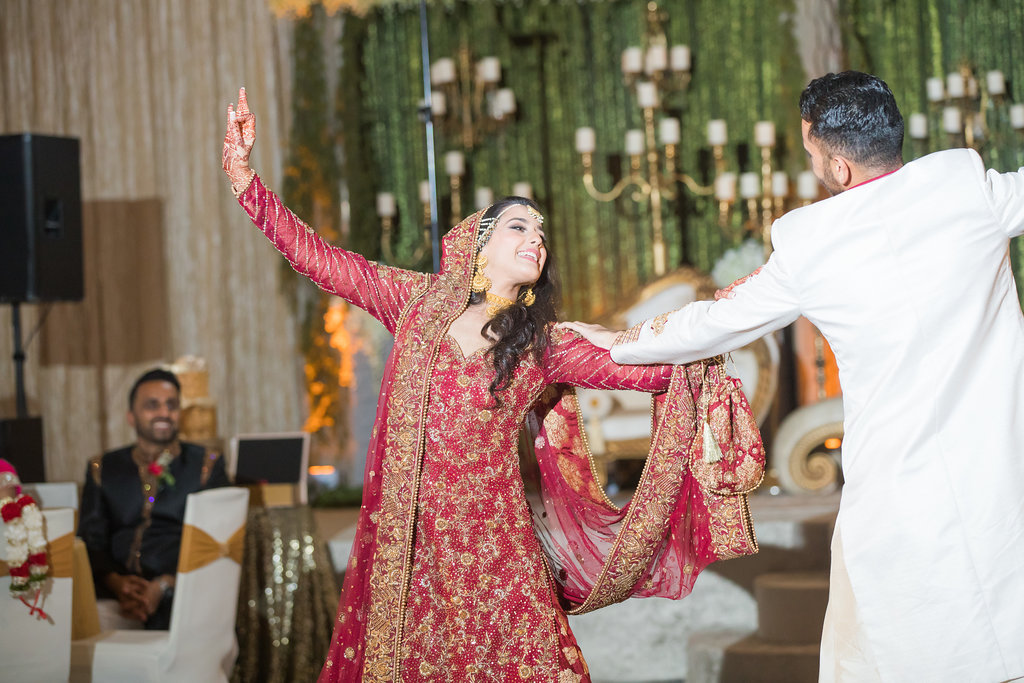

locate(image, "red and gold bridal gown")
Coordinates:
236 175 761 682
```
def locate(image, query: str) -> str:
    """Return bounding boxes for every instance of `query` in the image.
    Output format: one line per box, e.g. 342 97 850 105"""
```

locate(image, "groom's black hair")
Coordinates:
800 71 904 170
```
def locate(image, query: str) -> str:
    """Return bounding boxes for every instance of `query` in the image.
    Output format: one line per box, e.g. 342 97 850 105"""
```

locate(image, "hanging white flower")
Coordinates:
2 494 50 599
711 238 767 289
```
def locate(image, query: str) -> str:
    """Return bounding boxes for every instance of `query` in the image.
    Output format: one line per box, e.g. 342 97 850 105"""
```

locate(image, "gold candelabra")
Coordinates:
909 65 1024 156
710 129 821 258
429 42 516 151
575 2 818 271
374 44 528 253
574 1 706 276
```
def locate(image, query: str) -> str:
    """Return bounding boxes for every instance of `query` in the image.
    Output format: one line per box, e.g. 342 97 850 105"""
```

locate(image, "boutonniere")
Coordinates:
148 451 177 489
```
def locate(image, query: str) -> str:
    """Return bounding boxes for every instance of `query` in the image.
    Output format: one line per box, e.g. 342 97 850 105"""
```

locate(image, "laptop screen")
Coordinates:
233 434 306 485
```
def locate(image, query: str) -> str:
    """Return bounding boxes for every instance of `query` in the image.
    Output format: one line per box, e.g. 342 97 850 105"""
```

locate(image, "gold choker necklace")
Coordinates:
485 291 515 316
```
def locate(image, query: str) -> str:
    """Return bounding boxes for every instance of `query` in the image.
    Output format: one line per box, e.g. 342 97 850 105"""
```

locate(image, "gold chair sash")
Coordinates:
0 531 73 578
48 532 74 578
177 523 245 573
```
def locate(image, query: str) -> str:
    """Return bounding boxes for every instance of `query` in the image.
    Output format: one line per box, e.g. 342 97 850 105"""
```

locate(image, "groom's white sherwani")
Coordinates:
612 149 1024 682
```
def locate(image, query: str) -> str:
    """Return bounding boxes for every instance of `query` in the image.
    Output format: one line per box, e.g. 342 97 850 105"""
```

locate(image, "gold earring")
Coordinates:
471 253 491 293
519 287 535 307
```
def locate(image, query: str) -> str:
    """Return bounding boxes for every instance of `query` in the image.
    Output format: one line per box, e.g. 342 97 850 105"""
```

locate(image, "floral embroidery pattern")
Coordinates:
614 322 645 346
651 311 673 337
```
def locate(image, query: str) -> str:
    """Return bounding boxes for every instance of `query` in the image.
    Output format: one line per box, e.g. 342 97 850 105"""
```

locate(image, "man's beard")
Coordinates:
820 165 844 196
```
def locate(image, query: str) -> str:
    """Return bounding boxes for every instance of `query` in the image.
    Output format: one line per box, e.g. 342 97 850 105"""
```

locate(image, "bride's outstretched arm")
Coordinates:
543 326 673 391
222 88 429 333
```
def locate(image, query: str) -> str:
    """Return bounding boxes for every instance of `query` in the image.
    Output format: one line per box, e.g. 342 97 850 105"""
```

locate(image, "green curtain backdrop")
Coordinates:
284 8 353 463
336 0 803 319
839 0 1024 302
283 0 1024 321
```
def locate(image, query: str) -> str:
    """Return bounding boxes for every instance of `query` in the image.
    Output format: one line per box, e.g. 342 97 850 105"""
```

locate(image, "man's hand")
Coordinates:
556 321 621 350
137 577 169 618
107 573 151 622
223 86 257 195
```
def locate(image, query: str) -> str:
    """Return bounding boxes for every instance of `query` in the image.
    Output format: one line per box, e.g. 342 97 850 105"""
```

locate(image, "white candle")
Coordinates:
926 77 945 103
575 127 596 153
431 58 455 85
946 72 965 98
1011 103 1024 130
987 70 1006 96
967 75 978 99
739 172 760 199
659 117 681 145
644 45 667 75
625 129 645 156
444 150 465 176
419 181 430 204
477 57 501 84
474 186 494 210
430 91 446 117
670 45 691 72
512 182 533 199
376 192 396 218
488 96 502 119
621 47 643 75
797 170 819 200
771 171 789 198
754 120 776 148
909 113 928 139
942 106 962 134
636 81 658 109
494 88 516 116
714 172 737 201
707 119 728 146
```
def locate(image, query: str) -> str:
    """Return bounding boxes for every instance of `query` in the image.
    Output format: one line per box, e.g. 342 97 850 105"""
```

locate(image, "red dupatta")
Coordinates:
525 364 760 615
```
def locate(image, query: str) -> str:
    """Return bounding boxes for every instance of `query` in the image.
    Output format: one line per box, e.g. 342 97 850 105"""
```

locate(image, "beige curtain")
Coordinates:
0 0 304 483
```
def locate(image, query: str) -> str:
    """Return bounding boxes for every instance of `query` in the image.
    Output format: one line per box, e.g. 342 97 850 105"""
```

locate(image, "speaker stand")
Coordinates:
10 301 28 418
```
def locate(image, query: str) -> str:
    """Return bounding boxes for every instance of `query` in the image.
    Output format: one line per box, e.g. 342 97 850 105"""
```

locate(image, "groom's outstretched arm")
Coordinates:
561 238 801 365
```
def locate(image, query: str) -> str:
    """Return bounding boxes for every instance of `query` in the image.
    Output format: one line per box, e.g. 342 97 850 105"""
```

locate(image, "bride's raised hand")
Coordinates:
223 86 257 195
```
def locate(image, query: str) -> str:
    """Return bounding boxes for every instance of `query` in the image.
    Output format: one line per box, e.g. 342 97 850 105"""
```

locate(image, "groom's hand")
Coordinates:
557 321 620 350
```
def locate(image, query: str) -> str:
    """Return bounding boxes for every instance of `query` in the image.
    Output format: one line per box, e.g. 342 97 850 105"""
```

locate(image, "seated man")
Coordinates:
78 368 229 629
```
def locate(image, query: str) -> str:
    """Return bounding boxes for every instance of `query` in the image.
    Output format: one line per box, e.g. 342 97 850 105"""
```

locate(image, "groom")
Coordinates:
562 71 1024 682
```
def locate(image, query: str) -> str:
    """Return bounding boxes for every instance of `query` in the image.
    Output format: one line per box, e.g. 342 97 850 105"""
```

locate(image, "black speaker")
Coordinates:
0 417 45 484
0 134 83 302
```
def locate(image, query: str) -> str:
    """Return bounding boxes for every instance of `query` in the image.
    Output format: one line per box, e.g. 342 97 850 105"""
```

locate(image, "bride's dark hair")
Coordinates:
471 196 560 408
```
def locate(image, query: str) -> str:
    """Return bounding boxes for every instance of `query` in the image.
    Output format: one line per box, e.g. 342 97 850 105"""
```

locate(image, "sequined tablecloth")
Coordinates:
232 506 339 683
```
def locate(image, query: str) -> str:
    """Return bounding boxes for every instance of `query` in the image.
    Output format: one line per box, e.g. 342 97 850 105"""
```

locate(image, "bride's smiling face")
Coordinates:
479 205 547 288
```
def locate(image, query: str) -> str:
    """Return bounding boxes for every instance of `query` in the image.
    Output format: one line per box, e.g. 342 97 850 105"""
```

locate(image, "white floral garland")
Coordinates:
1 494 49 595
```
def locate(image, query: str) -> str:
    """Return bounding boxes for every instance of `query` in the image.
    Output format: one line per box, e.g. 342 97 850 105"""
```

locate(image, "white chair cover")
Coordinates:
22 482 80 510
71 487 249 682
0 507 75 682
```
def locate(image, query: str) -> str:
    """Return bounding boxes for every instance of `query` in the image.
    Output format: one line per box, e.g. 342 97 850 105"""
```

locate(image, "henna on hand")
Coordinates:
223 86 257 195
